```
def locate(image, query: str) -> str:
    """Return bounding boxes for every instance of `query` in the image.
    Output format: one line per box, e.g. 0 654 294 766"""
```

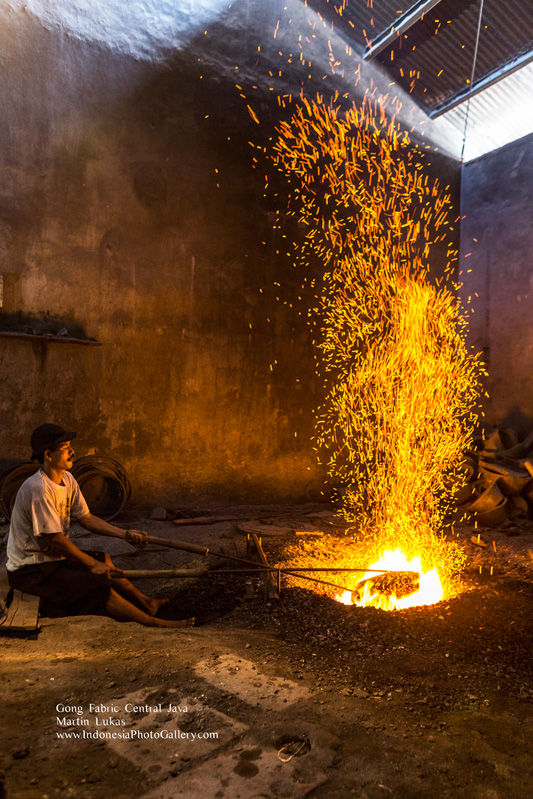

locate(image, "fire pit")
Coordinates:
260 527 463 615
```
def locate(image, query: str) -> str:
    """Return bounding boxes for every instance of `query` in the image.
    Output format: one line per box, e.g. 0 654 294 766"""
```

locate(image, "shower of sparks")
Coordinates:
270 95 483 593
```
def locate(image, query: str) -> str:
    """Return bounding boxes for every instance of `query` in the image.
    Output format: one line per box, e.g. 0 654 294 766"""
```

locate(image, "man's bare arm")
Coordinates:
76 514 146 545
41 533 119 579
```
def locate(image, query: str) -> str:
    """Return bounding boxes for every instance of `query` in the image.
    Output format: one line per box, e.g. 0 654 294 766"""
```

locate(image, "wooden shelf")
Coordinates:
0 331 101 346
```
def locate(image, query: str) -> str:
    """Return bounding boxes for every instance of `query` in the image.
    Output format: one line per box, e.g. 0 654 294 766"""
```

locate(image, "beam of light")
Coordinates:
269 95 484 604
441 62 533 162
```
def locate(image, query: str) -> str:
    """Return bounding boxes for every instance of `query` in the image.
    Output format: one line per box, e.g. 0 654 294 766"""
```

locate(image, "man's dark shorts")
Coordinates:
7 558 111 617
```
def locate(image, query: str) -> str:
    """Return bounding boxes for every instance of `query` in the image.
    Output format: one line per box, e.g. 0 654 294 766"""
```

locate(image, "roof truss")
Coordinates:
363 0 445 61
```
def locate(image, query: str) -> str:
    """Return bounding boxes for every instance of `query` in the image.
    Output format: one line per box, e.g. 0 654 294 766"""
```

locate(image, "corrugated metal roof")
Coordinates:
315 0 533 113
375 0 533 112
312 0 533 159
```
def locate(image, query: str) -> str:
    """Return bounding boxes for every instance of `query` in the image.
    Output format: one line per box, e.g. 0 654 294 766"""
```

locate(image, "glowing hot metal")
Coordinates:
336 549 444 611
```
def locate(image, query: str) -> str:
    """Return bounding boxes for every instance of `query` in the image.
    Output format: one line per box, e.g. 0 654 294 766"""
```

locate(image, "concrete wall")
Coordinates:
0 0 460 505
460 132 533 434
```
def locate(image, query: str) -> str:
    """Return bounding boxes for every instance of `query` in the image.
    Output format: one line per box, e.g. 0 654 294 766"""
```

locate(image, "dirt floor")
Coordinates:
1 506 533 799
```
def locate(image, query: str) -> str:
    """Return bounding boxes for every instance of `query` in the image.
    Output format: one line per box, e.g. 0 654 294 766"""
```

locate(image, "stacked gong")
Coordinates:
0 456 131 521
70 456 131 521
451 428 533 527
0 459 40 519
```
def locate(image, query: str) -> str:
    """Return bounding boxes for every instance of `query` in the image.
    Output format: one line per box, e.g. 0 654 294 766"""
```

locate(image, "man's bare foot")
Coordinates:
151 617 195 628
142 597 169 617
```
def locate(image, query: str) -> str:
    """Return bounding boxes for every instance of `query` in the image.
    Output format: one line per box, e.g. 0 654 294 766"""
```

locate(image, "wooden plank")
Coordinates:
0 590 40 636
0 566 40 637
0 564 11 621
0 331 101 346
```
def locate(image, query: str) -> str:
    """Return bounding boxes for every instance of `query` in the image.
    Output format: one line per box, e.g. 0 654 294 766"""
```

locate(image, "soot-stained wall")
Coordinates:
0 0 460 505
460 132 533 433
0 11 317 504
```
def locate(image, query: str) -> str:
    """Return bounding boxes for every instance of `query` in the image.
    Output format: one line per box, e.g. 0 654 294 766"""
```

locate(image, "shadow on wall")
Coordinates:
0 1 326 504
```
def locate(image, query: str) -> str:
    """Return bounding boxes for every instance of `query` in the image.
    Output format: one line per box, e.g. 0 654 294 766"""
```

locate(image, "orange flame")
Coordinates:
336 548 443 611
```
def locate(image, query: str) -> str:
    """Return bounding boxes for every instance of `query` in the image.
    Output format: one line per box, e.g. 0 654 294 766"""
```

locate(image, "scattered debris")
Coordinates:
470 535 487 548
277 735 311 762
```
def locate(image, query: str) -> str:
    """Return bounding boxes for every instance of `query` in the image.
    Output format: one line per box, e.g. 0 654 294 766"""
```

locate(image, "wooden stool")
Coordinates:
0 564 40 637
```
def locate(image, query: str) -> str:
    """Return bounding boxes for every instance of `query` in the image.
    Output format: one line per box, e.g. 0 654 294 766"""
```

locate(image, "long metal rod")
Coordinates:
138 534 395 575
136 533 279 570
132 535 420 577
117 567 356 594
212 567 419 595
363 0 444 61
117 567 419 597
211 567 418 575
131 534 420 595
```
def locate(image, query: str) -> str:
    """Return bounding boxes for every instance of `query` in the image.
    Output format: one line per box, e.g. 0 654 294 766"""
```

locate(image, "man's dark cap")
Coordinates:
30 424 77 461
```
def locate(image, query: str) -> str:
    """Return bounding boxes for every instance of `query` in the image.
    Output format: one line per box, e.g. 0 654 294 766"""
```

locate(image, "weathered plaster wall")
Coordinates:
0 0 460 505
460 132 533 433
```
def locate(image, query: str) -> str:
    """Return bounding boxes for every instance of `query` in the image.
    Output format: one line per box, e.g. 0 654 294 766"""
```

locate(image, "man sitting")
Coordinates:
6 424 192 628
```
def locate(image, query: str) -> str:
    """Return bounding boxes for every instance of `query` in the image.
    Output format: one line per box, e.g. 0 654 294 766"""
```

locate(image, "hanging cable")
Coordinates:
460 0 485 162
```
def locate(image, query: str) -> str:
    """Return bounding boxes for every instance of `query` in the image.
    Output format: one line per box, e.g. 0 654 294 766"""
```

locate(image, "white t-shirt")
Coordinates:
6 469 90 572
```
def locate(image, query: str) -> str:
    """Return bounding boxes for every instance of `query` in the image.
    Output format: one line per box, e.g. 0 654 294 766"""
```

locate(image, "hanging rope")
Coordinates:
460 0 485 162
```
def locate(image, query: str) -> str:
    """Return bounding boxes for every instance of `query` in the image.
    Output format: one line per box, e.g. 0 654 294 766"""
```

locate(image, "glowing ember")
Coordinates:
267 95 481 589
335 549 444 611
